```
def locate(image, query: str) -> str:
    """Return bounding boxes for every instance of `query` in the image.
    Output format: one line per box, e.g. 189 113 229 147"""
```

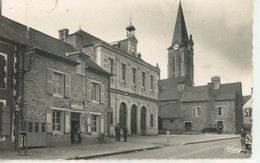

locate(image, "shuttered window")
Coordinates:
46 69 70 98
150 75 154 92
0 53 7 89
142 72 146 90
86 80 104 104
121 63 126 84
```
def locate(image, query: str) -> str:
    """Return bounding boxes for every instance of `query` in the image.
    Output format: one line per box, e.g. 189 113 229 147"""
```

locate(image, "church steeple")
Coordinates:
167 1 194 86
171 1 189 46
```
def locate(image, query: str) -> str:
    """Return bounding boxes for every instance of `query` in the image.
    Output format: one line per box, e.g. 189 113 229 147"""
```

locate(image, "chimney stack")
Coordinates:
211 76 220 89
59 29 69 42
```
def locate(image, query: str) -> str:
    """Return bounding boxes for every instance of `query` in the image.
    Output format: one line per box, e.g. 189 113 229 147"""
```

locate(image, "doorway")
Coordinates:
141 107 146 131
71 112 80 144
185 122 192 132
119 103 127 128
130 105 137 135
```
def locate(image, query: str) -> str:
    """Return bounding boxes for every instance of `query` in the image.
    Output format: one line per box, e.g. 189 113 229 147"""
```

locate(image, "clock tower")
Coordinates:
167 1 194 86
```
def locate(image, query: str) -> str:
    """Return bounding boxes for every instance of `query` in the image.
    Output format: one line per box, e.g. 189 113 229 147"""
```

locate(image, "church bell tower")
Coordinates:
167 1 194 86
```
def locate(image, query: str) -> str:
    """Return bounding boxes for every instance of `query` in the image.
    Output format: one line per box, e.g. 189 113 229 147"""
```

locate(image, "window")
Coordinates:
91 115 98 132
150 114 154 127
150 75 154 92
76 56 85 75
108 58 114 74
28 122 33 132
217 106 224 116
194 107 201 116
47 69 70 98
86 80 104 104
53 72 64 95
142 72 146 89
131 44 135 54
41 123 45 132
52 111 61 131
121 63 126 83
91 82 99 101
132 68 136 85
109 112 113 125
35 122 39 132
0 53 7 89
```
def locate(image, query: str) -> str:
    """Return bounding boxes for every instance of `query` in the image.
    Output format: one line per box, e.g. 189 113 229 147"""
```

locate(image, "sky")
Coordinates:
2 0 253 95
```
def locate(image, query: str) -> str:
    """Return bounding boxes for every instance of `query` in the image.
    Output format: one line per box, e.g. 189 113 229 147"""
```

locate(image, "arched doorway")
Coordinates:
119 103 127 128
141 106 146 132
130 105 137 134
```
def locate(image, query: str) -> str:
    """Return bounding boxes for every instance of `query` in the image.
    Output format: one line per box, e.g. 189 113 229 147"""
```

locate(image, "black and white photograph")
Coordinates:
0 0 259 162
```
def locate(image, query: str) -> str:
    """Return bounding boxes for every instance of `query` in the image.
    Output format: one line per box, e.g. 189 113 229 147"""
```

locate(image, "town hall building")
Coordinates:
158 2 243 134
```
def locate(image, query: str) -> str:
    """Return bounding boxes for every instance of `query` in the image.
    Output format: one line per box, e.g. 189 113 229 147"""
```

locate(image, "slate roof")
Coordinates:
171 1 189 46
158 77 185 101
243 95 251 105
85 58 111 75
0 16 109 74
182 82 242 102
0 16 77 62
70 30 158 71
158 100 181 118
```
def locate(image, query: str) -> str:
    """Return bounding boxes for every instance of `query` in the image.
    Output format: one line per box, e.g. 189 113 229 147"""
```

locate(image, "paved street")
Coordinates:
97 138 251 159
0 134 245 160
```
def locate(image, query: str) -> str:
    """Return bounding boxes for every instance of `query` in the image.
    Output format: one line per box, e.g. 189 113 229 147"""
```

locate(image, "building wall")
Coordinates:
212 101 236 134
23 52 109 147
95 44 159 135
109 92 158 136
0 41 15 149
161 118 183 133
182 102 208 132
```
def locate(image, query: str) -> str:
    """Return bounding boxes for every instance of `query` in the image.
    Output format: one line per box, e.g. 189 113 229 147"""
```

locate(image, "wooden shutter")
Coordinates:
46 109 52 132
87 114 91 132
2 106 10 136
60 75 65 96
65 111 70 133
101 116 104 133
46 69 53 94
100 84 104 104
86 80 92 101
65 74 71 98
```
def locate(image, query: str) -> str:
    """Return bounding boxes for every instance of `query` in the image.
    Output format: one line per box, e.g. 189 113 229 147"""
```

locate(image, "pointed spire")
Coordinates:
171 1 189 46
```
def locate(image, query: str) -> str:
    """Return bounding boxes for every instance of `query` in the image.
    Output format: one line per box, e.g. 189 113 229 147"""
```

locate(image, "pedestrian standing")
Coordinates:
240 128 247 153
115 123 121 142
166 130 170 142
123 126 128 142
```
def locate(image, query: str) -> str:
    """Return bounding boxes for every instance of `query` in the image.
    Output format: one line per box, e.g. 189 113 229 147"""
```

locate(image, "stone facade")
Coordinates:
64 24 160 136
22 48 110 147
0 41 16 149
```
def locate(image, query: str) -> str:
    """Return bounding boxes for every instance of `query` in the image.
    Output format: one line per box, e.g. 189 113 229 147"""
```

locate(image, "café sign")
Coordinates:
71 102 83 111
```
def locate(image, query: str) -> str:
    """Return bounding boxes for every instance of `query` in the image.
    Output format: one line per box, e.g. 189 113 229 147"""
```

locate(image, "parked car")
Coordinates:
245 134 252 149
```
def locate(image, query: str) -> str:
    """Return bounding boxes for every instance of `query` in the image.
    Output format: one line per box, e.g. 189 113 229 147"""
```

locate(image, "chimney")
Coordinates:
207 82 214 99
211 76 220 89
59 29 69 42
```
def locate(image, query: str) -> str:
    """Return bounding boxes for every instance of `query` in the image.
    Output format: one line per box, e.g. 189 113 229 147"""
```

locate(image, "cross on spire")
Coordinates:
129 16 132 25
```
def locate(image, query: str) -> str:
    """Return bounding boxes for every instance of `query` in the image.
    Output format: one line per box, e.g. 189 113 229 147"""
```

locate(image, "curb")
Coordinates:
67 146 162 160
183 136 240 145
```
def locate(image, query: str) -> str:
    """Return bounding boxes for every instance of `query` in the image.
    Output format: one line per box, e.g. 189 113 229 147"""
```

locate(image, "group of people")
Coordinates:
115 123 128 142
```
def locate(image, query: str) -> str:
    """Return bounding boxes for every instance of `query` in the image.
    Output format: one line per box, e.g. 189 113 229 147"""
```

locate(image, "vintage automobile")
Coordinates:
245 134 252 149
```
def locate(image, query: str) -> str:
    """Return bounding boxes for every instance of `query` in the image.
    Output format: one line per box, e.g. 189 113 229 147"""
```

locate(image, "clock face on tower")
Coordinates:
173 43 179 51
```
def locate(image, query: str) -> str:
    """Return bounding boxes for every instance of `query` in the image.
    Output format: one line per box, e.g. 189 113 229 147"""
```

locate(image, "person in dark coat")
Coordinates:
115 123 121 142
240 128 247 153
123 126 128 142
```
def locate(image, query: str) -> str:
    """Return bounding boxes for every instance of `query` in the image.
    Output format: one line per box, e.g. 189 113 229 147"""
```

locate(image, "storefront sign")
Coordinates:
71 102 83 111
